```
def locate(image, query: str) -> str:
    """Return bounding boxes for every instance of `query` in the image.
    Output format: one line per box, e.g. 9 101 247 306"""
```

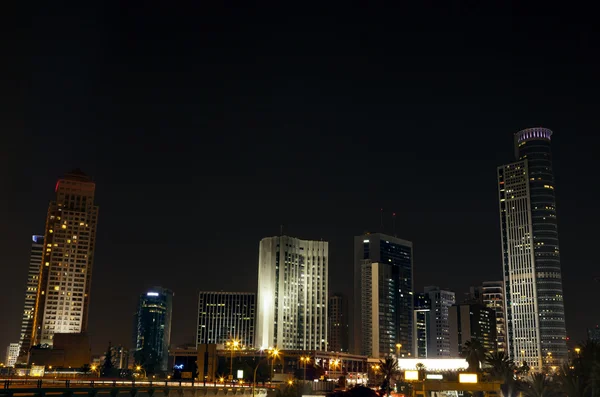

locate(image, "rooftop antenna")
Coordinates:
392 212 397 237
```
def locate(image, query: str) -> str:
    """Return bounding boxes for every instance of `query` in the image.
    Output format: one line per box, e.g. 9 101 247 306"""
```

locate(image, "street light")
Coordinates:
300 356 310 381
226 340 240 384
575 347 581 356
396 344 402 358
269 348 280 386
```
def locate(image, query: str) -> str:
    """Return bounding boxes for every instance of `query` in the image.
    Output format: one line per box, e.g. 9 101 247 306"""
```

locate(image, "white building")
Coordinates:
33 170 99 346
255 235 328 351
5 343 19 367
424 286 455 357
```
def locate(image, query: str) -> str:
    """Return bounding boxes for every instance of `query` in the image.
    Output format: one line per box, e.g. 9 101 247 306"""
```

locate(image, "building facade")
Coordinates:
32 170 99 347
498 128 568 369
413 292 431 358
133 287 173 373
328 294 349 352
18 235 44 359
197 291 255 348
5 343 19 367
449 303 497 357
353 233 414 356
480 281 506 353
255 235 328 351
424 286 455 358
588 325 600 343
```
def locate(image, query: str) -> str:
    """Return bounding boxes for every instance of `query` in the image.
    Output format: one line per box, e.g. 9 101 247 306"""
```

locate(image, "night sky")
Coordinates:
2 3 599 355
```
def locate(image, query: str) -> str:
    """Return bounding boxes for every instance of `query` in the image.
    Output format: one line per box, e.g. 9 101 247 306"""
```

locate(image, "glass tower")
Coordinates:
353 233 413 356
196 291 255 347
498 127 568 370
133 287 173 373
18 235 44 359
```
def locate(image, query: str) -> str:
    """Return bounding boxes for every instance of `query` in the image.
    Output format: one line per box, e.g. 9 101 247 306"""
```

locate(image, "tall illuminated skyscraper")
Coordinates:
498 128 568 370
32 170 99 347
17 235 44 360
255 235 328 351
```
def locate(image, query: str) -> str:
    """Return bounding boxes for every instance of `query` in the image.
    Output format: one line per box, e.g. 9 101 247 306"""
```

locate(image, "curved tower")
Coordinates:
498 128 567 371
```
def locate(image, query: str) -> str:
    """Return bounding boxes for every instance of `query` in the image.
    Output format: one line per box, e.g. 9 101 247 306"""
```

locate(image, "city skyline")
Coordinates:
2 3 599 356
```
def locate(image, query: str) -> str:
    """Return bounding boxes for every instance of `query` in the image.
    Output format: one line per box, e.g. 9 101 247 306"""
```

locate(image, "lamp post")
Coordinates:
300 356 310 382
268 348 279 386
396 344 402 358
227 340 240 385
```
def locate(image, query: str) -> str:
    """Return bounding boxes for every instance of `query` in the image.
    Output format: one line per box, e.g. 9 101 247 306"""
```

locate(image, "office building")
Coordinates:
328 294 349 352
28 333 91 368
255 235 328 351
133 287 173 373
589 325 600 342
424 286 455 357
31 170 99 347
469 281 506 354
449 303 497 357
498 128 568 369
353 233 413 356
413 293 431 358
5 343 19 367
17 235 44 359
197 291 255 347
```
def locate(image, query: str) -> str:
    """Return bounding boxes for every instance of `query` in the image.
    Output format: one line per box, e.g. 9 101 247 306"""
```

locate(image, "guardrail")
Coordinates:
0 379 271 390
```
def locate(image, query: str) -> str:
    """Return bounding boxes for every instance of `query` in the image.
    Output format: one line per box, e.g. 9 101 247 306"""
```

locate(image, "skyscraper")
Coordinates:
424 286 455 357
32 170 99 347
255 235 328 351
469 281 506 354
18 235 44 359
413 292 431 358
353 233 414 355
197 291 255 347
449 303 497 357
133 287 173 373
328 294 349 352
5 343 19 367
498 128 568 369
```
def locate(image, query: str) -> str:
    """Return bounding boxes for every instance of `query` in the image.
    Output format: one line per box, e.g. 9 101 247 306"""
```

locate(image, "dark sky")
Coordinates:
1 3 599 355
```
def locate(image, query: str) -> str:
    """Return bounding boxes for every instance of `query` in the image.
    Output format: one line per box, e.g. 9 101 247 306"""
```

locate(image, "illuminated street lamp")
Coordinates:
268 348 280 386
226 339 240 384
300 356 310 381
396 344 402 358
575 347 581 356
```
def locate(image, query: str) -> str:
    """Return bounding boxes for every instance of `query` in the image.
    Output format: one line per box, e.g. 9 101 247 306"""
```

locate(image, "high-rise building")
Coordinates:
255 235 328 350
133 287 173 373
588 325 600 342
449 303 497 357
18 235 44 359
197 291 255 347
353 233 413 356
5 343 19 367
424 286 455 357
328 294 349 352
413 292 431 358
31 170 99 347
498 128 568 369
469 281 506 354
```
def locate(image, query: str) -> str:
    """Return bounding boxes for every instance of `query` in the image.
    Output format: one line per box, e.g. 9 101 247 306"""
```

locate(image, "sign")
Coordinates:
426 374 443 380
459 373 478 383
30 366 45 377
404 370 419 381
237 370 244 379
181 372 193 379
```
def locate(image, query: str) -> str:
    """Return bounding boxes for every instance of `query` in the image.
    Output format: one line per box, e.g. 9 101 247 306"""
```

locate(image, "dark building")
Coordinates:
353 233 413 355
449 303 497 357
133 287 173 373
328 294 349 352
17 235 44 361
498 128 568 370
469 281 506 354
28 333 91 368
589 325 600 342
196 291 255 348
413 293 431 358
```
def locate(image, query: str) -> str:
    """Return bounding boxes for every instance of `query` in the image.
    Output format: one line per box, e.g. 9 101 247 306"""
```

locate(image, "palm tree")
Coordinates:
520 373 556 397
377 357 398 397
484 352 516 397
462 339 486 372
555 364 585 397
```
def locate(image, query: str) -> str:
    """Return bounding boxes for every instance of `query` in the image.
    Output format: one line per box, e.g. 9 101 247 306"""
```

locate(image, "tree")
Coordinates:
555 364 585 397
377 357 398 397
102 342 115 377
461 339 486 373
484 352 517 397
520 373 556 397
